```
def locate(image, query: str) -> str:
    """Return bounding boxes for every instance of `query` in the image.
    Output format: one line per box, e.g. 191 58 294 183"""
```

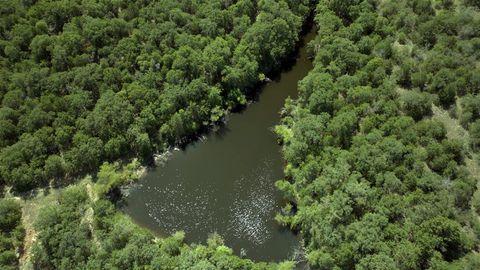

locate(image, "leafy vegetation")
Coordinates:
2 0 480 269
31 183 293 269
0 0 315 268
0 198 24 270
94 159 142 197
0 0 311 192
276 0 480 269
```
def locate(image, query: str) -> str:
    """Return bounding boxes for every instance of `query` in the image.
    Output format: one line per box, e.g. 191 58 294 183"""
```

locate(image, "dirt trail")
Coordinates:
17 188 58 270
17 180 99 269
84 183 101 248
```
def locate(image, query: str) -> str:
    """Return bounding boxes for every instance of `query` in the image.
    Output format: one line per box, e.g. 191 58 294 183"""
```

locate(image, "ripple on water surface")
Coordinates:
144 180 216 234
130 158 280 247
228 160 276 245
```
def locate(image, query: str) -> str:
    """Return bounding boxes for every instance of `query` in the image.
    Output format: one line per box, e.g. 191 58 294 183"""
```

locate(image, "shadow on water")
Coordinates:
122 23 317 265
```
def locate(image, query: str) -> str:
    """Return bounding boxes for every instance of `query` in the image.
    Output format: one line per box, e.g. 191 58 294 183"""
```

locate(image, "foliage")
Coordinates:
94 159 141 197
31 185 291 269
0 198 24 270
470 120 480 151
0 0 311 192
0 1 315 268
277 0 480 269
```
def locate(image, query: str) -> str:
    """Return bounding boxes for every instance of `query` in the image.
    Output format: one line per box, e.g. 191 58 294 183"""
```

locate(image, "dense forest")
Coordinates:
276 0 480 269
0 0 312 269
0 0 310 192
2 0 480 269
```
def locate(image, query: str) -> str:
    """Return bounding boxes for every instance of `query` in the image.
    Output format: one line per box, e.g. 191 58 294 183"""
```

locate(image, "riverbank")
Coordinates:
2 3 318 268
122 24 317 262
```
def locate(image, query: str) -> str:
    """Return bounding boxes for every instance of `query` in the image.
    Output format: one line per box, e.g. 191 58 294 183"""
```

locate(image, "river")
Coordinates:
123 26 316 262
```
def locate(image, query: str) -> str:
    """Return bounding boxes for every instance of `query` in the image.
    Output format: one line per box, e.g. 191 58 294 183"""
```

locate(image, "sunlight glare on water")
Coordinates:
123 26 316 262
229 160 276 245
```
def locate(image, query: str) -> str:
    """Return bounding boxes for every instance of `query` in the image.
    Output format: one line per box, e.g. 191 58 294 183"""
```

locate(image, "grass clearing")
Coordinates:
12 167 143 269
13 177 95 269
15 188 59 270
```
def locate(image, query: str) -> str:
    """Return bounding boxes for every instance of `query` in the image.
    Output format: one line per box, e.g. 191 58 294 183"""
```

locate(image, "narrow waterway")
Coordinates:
123 26 316 262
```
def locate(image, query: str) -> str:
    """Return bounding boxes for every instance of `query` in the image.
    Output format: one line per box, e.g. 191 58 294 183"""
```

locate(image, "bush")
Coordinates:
401 90 433 120
469 120 480 151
